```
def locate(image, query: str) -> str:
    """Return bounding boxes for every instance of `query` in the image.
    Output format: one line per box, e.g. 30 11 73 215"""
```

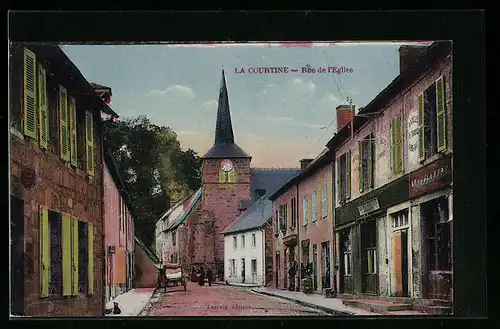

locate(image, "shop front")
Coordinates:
409 155 453 302
335 174 409 297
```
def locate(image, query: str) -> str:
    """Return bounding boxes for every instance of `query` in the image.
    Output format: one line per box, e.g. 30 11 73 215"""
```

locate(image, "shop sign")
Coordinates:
409 156 452 198
358 198 380 216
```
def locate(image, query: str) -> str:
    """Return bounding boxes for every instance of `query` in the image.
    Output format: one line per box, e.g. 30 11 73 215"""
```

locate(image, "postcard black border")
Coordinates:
7 10 487 329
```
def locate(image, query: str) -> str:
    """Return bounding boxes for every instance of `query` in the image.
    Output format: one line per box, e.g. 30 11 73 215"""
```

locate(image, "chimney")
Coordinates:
336 105 355 132
300 159 314 171
398 45 428 73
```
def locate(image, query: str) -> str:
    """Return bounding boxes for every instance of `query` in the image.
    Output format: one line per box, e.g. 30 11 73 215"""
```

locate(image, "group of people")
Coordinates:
196 266 214 286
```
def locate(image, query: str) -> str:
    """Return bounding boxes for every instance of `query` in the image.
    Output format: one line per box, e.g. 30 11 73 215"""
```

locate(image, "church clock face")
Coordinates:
220 159 234 172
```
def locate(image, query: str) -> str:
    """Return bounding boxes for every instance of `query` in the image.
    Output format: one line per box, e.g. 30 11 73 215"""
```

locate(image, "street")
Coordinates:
141 282 330 316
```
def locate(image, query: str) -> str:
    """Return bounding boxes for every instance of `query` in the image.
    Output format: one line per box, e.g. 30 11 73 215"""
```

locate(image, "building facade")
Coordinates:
329 41 452 306
9 44 116 316
222 198 273 286
103 155 135 302
134 237 161 288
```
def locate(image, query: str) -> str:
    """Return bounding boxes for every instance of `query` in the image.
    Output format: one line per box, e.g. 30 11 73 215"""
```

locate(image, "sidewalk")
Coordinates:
251 287 380 316
106 288 156 316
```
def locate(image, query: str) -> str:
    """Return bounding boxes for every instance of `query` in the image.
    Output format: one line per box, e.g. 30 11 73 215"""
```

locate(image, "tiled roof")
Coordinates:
203 142 251 159
250 168 302 202
221 196 272 235
164 188 203 232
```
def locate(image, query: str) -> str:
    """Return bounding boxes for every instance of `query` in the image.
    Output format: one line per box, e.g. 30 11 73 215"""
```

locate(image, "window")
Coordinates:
312 189 318 222
219 168 235 183
424 198 451 271
419 76 447 161
9 44 23 132
78 221 89 294
230 259 236 277
252 234 256 247
360 134 376 189
366 248 377 274
337 151 351 203
241 235 245 248
172 231 176 246
321 183 328 218
48 211 62 295
303 196 309 226
233 236 237 249
274 209 279 236
389 115 404 174
291 197 297 228
340 230 352 276
279 204 287 232
392 210 409 229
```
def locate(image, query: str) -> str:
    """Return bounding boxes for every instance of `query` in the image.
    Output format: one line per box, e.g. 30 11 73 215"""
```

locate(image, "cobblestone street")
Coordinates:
141 282 330 316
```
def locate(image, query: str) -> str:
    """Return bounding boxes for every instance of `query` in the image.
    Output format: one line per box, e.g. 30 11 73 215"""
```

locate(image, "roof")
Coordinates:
222 196 273 235
23 44 118 118
268 149 332 201
157 192 194 223
326 41 451 151
134 236 161 265
202 70 250 159
164 188 203 232
250 168 302 202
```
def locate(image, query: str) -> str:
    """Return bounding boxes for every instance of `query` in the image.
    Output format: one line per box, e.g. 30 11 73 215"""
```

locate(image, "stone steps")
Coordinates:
342 299 413 313
342 298 453 315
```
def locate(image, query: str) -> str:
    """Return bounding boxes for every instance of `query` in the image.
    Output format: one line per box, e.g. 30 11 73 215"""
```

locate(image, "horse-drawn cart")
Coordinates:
159 263 187 292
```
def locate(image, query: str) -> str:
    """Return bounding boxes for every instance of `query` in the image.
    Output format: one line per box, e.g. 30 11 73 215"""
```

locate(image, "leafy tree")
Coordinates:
103 116 201 247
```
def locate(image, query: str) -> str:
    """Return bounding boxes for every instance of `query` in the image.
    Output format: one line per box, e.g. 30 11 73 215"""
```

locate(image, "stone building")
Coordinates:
328 41 452 313
9 44 117 316
155 70 300 280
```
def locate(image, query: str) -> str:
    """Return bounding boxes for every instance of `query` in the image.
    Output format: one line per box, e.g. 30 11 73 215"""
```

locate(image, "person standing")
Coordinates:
207 267 214 286
198 266 206 286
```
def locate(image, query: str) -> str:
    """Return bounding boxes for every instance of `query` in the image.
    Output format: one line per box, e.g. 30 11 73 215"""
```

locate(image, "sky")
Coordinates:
62 41 432 168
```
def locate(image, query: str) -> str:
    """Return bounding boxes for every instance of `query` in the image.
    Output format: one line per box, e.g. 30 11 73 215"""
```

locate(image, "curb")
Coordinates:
136 289 157 317
250 289 355 316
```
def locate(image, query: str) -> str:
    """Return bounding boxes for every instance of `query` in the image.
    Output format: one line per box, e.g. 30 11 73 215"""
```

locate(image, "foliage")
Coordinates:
103 116 201 247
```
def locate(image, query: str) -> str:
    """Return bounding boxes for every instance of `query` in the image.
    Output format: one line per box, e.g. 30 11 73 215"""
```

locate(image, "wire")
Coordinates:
304 48 348 158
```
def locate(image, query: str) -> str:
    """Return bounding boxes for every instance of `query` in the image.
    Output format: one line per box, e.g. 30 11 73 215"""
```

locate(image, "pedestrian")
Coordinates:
207 267 213 286
198 266 205 286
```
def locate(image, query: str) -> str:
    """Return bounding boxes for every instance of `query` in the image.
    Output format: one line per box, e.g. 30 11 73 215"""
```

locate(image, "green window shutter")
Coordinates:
39 206 50 297
38 64 48 148
228 170 235 183
418 93 425 161
23 48 38 140
358 141 364 192
69 97 78 167
85 111 95 177
59 86 70 162
436 76 447 152
62 213 72 296
88 223 94 295
336 158 342 202
72 217 79 296
346 151 351 199
368 137 373 188
322 182 328 218
218 170 226 183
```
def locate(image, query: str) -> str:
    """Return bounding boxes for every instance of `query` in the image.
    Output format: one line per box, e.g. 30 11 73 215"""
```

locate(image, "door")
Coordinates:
339 230 353 294
10 196 24 316
312 244 318 291
361 220 378 295
283 249 288 289
251 259 257 284
322 242 331 289
241 258 245 283
275 252 280 288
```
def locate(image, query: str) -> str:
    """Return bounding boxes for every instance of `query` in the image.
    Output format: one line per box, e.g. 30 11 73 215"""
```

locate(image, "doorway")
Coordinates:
312 244 318 291
241 258 246 283
401 230 409 297
283 249 288 289
10 196 24 316
339 230 353 294
392 210 410 297
321 241 331 289
251 259 257 284
275 251 280 288
361 220 378 295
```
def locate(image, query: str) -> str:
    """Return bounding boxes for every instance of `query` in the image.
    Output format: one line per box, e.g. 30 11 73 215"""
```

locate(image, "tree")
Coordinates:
103 116 201 248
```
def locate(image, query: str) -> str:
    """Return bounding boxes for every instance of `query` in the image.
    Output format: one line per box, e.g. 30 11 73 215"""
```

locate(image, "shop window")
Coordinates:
424 197 451 271
340 231 352 276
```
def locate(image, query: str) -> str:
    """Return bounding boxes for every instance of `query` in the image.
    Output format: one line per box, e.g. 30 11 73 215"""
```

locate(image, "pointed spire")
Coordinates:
214 69 235 145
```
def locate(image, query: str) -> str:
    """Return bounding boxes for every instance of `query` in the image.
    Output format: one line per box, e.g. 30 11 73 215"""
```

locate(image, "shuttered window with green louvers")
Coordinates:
24 48 38 140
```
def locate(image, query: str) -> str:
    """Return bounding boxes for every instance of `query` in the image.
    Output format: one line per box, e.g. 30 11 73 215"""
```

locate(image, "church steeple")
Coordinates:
202 70 251 159
214 69 234 144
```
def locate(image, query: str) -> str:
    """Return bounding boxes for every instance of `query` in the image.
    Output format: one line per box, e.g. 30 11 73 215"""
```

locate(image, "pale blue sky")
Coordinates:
62 42 431 168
